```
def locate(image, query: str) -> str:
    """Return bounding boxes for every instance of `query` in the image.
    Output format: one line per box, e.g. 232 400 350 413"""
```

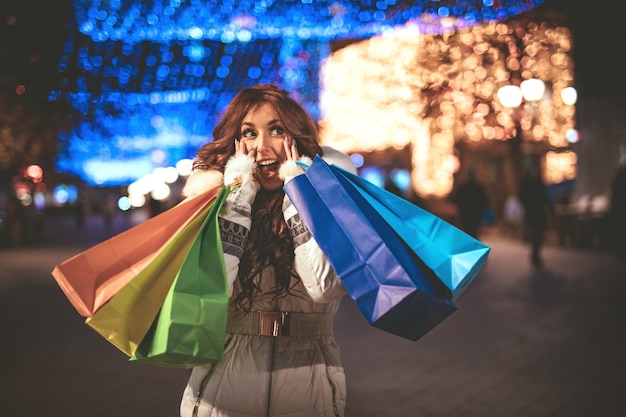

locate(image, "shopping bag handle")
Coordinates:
224 179 243 189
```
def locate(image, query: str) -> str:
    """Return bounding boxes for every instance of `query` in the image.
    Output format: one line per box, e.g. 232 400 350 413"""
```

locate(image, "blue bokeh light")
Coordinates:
53 0 546 186
360 166 385 188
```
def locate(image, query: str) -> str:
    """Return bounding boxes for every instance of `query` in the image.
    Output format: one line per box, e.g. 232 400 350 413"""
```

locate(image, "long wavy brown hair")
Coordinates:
193 84 323 310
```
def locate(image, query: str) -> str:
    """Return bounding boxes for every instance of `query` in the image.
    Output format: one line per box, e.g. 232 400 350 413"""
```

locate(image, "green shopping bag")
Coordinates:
130 185 231 368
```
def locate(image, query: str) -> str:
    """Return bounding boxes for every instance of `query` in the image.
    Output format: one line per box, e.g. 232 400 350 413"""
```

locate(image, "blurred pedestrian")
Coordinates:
502 194 524 237
453 168 489 239
609 160 626 258
519 166 553 267
3 195 24 246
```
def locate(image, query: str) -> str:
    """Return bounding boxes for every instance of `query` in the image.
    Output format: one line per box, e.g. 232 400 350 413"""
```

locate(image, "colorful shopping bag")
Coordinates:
284 157 457 341
84 198 215 357
332 165 490 300
130 185 231 368
52 186 221 317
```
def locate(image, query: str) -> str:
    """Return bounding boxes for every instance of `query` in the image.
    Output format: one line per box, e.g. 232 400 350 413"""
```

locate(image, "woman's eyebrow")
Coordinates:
241 118 281 128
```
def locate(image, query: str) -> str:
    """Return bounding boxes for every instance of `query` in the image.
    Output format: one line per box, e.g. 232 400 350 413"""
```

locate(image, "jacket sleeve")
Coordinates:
219 155 259 298
182 156 258 298
279 147 357 303
219 191 253 298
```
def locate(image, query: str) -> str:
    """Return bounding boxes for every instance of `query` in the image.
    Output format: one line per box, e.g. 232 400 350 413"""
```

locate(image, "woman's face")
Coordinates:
240 103 289 191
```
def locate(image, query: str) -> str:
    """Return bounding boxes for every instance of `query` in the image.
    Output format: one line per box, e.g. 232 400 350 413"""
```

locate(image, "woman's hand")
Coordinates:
283 136 299 161
224 139 259 204
279 137 312 184
235 138 256 160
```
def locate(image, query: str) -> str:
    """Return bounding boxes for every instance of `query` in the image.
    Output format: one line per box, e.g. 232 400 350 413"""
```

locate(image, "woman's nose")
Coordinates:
255 132 272 151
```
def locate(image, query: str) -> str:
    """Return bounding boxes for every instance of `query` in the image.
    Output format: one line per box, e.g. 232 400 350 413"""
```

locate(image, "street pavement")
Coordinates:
1 212 624 417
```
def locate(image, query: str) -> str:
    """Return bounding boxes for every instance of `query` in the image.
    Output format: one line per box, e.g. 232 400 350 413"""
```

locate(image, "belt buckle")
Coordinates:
257 311 290 337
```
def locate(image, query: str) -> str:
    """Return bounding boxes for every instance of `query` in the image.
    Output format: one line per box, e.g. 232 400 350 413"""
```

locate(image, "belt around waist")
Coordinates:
227 310 334 337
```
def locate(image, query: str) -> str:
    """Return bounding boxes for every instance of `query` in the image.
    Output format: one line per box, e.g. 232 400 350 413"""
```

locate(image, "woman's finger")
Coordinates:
291 139 300 160
283 137 293 159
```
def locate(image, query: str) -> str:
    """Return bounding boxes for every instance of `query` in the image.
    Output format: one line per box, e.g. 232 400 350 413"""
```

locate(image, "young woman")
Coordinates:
180 84 357 417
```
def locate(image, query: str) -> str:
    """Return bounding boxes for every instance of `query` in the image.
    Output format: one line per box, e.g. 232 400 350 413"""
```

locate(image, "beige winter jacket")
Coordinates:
179 147 357 417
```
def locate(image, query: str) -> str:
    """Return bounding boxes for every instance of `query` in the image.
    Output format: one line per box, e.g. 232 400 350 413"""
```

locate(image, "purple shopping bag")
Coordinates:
284 157 456 341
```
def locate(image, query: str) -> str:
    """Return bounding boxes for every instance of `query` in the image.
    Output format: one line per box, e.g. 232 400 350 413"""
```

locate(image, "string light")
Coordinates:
53 0 548 186
320 15 575 196
72 0 547 42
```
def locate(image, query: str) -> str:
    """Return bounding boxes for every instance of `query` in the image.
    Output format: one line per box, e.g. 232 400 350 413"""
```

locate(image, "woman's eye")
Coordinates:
270 126 285 136
240 129 256 139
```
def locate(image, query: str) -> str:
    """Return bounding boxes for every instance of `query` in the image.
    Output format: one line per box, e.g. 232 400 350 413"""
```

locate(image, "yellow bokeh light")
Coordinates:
320 15 576 197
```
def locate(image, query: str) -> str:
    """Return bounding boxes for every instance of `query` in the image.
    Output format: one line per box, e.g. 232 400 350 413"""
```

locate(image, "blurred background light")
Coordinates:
520 78 545 102
561 86 578 106
320 15 576 197
359 166 385 188
118 196 133 211
51 0 547 187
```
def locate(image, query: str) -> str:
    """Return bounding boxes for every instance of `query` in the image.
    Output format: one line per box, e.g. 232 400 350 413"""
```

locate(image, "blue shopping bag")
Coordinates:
333 165 490 301
284 157 457 341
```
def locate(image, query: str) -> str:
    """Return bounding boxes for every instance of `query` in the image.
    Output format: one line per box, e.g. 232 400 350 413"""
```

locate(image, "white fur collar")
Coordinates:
181 146 356 198
182 170 224 198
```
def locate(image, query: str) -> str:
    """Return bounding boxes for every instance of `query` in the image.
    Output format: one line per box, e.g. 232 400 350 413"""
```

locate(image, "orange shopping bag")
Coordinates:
85 198 215 357
51 186 221 317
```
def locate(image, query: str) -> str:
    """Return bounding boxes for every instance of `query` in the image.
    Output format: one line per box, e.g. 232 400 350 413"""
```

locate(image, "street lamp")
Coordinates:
496 78 546 192
520 78 546 102
561 86 577 106
497 84 523 108
498 78 545 110
496 78 578 191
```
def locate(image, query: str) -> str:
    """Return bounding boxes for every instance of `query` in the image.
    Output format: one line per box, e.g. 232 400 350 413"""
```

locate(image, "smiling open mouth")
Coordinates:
257 160 280 177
